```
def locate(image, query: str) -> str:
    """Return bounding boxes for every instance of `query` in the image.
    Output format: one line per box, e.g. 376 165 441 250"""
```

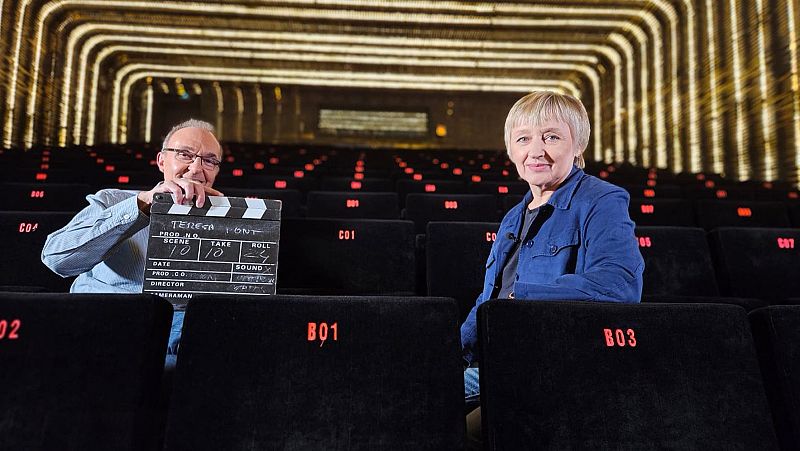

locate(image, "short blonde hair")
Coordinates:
503 91 590 168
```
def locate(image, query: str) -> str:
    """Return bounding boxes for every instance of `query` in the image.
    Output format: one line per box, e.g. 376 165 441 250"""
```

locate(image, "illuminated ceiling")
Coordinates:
1 0 798 183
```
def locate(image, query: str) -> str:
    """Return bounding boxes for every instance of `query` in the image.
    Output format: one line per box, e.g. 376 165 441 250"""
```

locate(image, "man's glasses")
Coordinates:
162 148 221 170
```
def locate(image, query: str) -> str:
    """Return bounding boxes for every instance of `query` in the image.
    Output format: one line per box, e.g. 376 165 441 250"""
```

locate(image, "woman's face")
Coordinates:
508 119 576 193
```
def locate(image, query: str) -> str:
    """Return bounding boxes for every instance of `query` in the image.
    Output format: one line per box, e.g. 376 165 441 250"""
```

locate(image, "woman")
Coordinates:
461 91 644 446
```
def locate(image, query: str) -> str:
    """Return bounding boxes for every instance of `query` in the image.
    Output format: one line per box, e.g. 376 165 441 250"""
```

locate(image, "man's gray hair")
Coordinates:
162 119 219 150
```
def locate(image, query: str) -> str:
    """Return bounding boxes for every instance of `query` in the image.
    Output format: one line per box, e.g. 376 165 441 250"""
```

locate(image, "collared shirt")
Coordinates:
460 166 645 364
41 189 151 293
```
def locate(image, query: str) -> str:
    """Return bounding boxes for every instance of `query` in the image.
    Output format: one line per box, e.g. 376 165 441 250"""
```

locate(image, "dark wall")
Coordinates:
142 83 523 151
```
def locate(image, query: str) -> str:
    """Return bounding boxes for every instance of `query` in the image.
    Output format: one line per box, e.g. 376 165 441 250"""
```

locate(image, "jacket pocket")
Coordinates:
523 228 580 281
531 228 580 257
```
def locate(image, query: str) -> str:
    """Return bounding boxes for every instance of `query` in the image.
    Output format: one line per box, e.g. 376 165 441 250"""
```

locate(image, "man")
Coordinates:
42 119 224 367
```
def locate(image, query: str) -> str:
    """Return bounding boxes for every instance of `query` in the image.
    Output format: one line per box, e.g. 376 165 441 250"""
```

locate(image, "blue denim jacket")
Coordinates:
461 166 644 364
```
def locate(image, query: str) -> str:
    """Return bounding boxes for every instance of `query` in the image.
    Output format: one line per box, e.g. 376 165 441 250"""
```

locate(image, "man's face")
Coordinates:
157 127 222 188
508 119 576 192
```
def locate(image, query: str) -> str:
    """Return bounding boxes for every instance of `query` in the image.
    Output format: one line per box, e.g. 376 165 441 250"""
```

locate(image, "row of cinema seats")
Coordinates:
2 206 798 323
2 292 800 450
3 181 800 231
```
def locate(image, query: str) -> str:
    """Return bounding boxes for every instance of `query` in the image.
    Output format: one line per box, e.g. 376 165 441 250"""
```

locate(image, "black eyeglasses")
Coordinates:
162 148 221 170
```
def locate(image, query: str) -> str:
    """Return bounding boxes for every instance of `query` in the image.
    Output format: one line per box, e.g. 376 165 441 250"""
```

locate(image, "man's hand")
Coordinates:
137 180 223 214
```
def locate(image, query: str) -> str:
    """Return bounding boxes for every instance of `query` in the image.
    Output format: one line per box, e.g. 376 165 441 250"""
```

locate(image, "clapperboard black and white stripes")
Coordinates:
150 194 281 220
143 193 282 307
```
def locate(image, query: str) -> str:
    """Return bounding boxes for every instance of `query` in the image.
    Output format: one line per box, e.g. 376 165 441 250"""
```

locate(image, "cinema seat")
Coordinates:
404 194 498 233
468 181 528 196
0 211 77 291
695 200 791 230
709 227 800 300
788 203 800 227
477 301 779 449
215 188 302 218
501 194 525 213
220 174 317 193
622 184 683 199
395 179 468 206
684 185 755 200
0 292 172 450
635 226 719 296
278 218 416 295
426 221 500 323
306 191 399 219
628 199 695 226
319 176 394 192
750 306 800 450
163 295 464 451
0 182 92 211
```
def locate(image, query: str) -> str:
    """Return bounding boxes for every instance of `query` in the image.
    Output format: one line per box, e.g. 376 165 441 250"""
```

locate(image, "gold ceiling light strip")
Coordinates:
657 0 682 173
234 86 244 142
110 63 585 144
500 3 669 166
212 81 224 139
787 0 800 187
66 25 619 149
144 81 153 143
255 85 263 142
608 32 637 165
91 42 598 133
679 0 702 173
108 63 580 145
64 27 622 148
3 0 31 148
704 0 724 174
114 68 575 145
654 0 701 173
729 0 750 181
25 1 653 151
78 39 603 149
755 0 776 181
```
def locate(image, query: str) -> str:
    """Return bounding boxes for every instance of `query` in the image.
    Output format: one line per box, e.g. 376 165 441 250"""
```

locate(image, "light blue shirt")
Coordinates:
42 189 182 365
41 189 150 293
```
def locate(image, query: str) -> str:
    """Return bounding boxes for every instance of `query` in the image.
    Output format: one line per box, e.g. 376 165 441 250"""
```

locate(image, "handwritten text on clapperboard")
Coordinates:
143 194 281 304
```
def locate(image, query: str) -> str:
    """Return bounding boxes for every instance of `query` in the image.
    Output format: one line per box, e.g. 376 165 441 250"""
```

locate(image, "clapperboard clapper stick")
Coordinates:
142 193 282 307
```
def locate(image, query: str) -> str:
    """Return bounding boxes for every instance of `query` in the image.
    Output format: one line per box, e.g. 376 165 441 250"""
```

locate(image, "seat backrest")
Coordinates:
216 188 302 218
622 184 683 199
278 218 416 295
788 202 800 227
395 179 468 205
684 185 755 200
164 295 464 451
695 200 791 230
709 227 800 299
0 292 172 451
404 194 498 233
306 191 399 219
628 199 695 226
477 301 778 450
219 174 317 193
0 183 92 212
636 226 719 296
426 221 499 323
319 176 394 192
0 211 77 291
750 305 800 450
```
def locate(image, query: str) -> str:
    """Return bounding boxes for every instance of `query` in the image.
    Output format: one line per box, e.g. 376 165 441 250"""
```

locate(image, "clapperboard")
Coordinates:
142 193 282 307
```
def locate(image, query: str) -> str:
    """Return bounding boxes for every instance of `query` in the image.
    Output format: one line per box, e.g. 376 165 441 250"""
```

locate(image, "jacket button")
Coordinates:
549 245 557 254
